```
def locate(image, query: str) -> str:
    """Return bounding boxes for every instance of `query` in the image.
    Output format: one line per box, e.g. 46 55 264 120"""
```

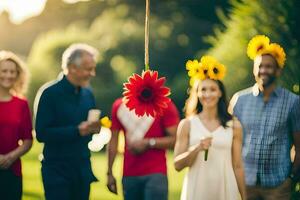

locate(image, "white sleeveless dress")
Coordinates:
180 116 240 200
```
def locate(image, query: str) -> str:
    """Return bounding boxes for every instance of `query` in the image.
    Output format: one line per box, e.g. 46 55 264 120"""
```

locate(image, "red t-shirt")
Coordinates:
111 98 180 177
0 96 33 176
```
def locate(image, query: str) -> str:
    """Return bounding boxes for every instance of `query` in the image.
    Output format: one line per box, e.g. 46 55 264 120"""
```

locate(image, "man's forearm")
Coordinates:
107 131 119 174
107 149 117 175
148 136 175 149
149 125 177 149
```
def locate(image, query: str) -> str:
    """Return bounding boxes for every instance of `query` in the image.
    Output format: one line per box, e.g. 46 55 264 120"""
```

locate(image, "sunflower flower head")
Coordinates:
247 35 286 68
266 43 286 68
186 60 202 78
186 55 226 86
247 35 270 60
208 62 226 80
123 70 171 117
200 56 218 67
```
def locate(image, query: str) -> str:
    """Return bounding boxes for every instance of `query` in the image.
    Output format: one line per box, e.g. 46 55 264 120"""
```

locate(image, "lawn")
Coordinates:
22 141 186 200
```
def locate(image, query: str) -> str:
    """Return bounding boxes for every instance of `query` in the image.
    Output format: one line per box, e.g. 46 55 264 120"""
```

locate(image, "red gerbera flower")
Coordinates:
123 70 171 117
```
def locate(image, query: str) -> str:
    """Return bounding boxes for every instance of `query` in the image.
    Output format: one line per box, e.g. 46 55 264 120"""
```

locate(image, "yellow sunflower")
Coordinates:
186 59 201 78
200 55 218 67
198 63 209 80
267 43 286 68
186 55 227 84
247 35 270 60
208 62 226 80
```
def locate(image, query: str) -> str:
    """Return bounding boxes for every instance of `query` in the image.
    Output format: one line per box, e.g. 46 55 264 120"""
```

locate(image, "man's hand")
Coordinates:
128 139 149 155
0 153 17 169
78 121 101 136
107 174 118 194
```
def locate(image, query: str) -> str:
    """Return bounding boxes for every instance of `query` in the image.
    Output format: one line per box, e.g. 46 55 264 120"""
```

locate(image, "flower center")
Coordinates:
257 45 264 51
213 67 219 74
204 69 208 74
139 87 153 102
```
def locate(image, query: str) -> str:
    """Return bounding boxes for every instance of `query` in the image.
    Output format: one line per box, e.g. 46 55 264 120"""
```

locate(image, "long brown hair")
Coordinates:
184 79 232 127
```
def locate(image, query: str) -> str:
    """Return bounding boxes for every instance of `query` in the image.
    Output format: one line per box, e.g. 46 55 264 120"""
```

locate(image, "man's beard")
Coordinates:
261 75 276 88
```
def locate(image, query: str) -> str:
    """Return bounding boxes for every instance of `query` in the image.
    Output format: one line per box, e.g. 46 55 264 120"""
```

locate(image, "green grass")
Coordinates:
22 141 186 200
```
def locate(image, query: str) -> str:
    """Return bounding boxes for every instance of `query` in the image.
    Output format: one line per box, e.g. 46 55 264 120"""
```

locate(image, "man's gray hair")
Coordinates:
61 43 98 72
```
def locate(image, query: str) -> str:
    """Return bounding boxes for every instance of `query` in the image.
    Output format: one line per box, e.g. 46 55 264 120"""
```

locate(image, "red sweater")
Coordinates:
0 96 33 176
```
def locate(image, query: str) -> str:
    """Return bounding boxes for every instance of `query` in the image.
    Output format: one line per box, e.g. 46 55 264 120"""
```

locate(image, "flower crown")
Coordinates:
247 35 286 68
186 55 226 86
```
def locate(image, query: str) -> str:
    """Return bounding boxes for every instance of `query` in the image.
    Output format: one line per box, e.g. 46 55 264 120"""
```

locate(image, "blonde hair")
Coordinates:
0 50 29 96
184 79 200 117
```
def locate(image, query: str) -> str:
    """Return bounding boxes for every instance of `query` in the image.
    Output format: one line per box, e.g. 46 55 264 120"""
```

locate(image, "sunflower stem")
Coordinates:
204 149 209 161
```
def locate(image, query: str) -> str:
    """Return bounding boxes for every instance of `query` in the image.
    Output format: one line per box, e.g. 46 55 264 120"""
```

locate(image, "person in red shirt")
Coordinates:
107 97 179 200
0 51 33 200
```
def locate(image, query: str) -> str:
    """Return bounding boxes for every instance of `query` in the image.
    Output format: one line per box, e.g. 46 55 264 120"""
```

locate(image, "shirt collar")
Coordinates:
252 83 281 98
272 87 281 97
61 75 81 94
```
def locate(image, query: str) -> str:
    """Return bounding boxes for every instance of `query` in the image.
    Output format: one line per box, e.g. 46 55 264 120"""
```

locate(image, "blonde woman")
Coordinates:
0 51 33 200
174 56 246 200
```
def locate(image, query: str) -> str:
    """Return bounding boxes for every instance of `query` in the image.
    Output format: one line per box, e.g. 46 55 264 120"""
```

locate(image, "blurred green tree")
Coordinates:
206 0 300 96
27 0 229 116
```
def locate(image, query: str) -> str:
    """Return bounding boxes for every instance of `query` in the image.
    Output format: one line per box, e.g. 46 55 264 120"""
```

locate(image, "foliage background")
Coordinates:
0 0 299 199
1 0 298 117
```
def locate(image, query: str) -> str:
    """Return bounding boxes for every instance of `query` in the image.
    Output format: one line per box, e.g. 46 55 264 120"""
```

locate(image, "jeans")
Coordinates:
122 173 168 200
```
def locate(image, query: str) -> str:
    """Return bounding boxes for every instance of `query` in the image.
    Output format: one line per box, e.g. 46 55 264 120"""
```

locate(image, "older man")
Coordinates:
35 43 101 200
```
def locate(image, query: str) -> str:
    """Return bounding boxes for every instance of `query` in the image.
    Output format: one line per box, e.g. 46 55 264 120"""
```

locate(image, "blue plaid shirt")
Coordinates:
233 85 300 187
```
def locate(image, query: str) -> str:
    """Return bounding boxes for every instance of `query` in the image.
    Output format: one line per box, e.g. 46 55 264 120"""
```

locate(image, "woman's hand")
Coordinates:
0 153 17 169
198 137 212 151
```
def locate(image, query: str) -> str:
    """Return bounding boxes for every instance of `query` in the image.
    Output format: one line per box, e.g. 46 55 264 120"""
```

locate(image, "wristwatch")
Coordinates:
148 138 156 147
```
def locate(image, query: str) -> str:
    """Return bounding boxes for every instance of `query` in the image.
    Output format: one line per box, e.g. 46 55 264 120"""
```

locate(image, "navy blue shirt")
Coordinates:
35 76 96 160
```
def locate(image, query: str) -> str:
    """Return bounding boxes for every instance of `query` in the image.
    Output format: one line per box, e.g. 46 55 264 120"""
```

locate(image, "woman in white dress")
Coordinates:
174 56 246 200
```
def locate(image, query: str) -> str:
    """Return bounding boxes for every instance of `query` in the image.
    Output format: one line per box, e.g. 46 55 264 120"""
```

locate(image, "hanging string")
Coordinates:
144 0 150 71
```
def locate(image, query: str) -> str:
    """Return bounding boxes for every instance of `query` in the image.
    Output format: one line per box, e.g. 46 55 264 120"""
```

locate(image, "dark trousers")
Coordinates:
247 178 291 200
41 160 93 200
122 173 168 200
0 169 22 200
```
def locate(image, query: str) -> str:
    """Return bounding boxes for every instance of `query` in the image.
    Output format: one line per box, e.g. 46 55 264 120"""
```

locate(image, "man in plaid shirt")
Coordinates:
230 38 300 200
